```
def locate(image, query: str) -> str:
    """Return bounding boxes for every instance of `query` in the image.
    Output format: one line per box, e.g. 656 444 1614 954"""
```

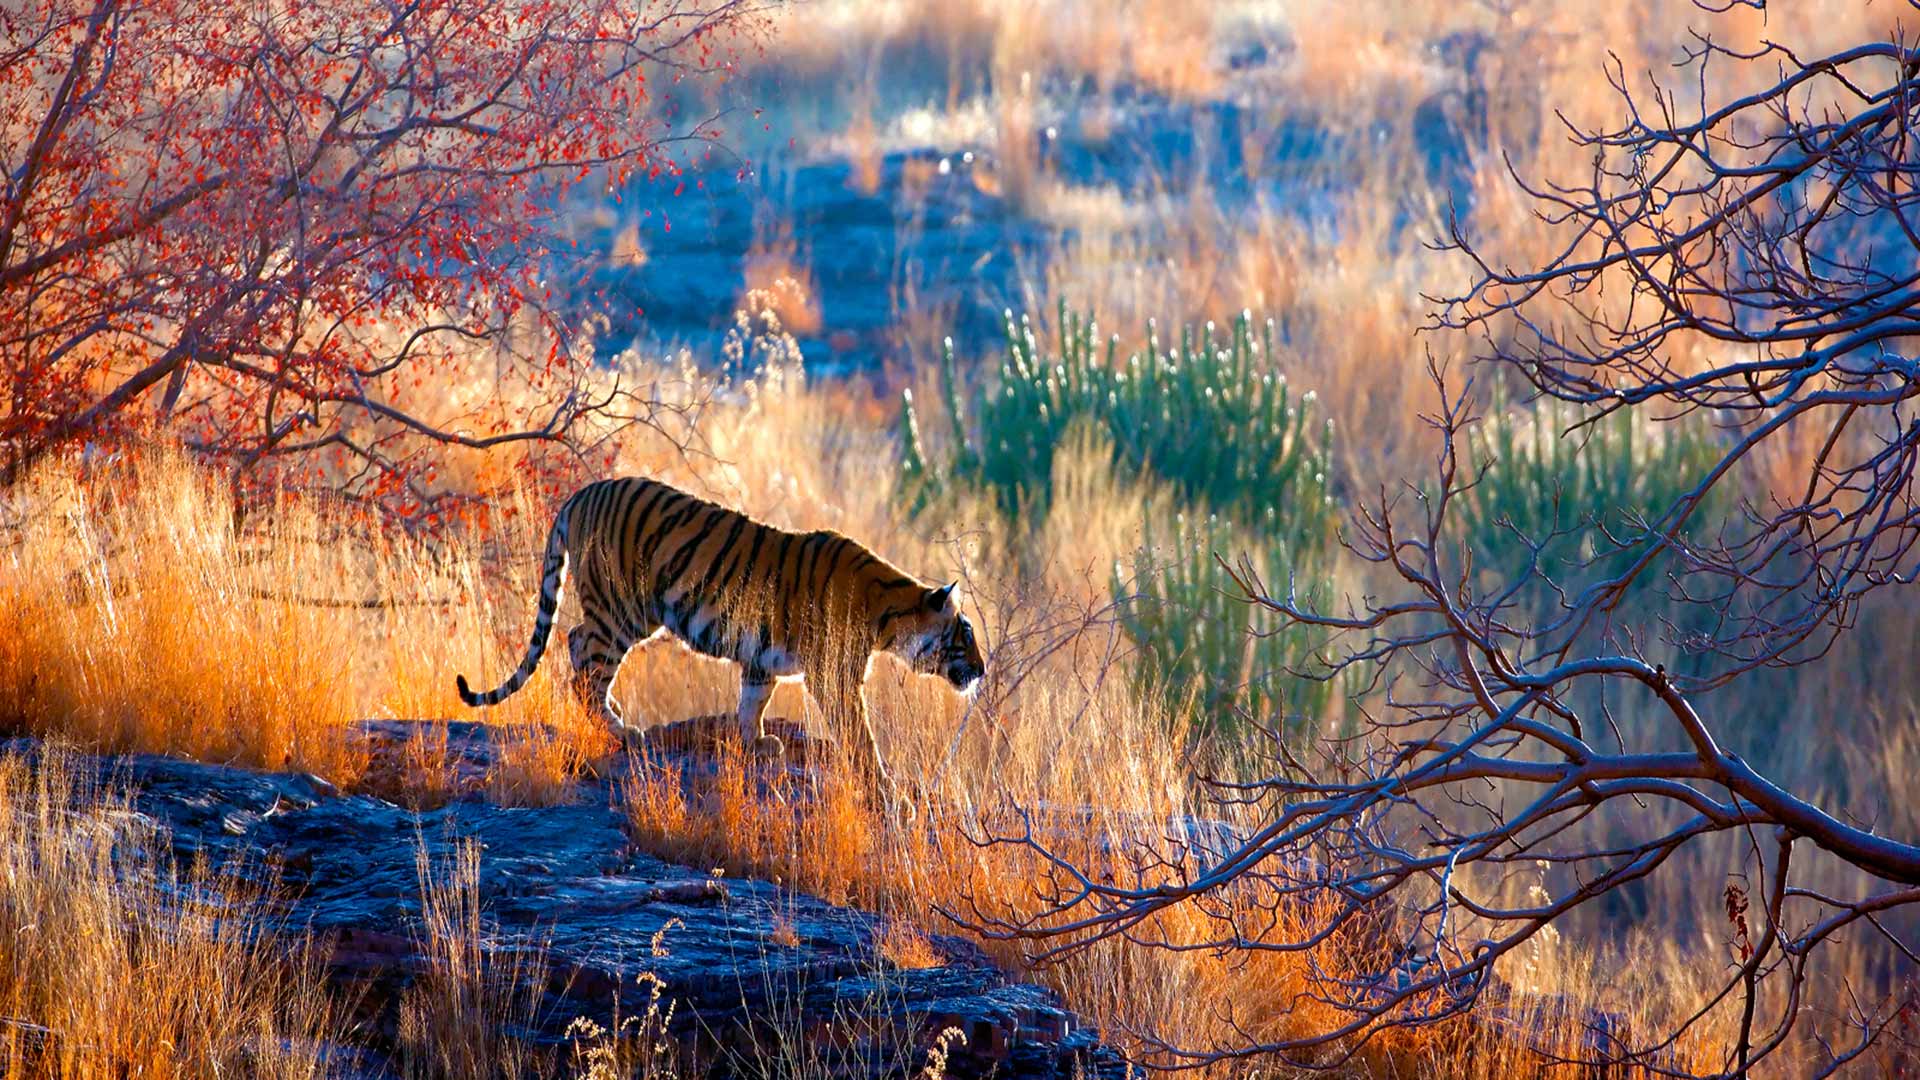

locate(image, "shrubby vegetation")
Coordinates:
900 305 1341 736
902 305 1335 530
1118 511 1340 741
1455 395 1733 623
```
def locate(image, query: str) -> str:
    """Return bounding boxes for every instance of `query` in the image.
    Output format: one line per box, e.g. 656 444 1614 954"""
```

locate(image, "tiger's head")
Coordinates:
889 582 985 692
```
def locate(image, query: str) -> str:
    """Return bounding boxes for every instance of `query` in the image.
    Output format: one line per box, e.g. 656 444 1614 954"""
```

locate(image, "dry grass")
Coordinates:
875 920 944 970
0 748 338 1079
3 2 1918 1076
2 344 1910 1073
398 840 553 1080
0 449 622 799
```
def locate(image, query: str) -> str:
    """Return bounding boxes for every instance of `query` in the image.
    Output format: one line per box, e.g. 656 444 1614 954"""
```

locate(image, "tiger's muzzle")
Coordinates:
945 657 985 691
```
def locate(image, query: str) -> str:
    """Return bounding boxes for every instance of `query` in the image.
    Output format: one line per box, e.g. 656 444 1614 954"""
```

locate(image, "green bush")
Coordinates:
898 303 1336 556
1117 511 1340 741
1456 394 1731 619
900 303 1347 744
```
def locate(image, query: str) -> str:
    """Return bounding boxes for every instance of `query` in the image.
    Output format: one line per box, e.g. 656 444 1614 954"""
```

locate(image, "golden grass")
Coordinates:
740 232 824 340
398 840 552 1080
0 748 338 1079
0 460 366 781
0 449 628 799
1 349 1907 1074
875 920 945 970
4 3 1918 1075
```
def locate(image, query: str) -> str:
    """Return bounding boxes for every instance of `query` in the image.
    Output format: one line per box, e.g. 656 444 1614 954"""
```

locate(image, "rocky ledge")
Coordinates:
13 723 1122 1080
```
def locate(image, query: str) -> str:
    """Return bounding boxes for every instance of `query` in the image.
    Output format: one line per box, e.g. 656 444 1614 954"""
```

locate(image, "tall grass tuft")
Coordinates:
398 839 552 1080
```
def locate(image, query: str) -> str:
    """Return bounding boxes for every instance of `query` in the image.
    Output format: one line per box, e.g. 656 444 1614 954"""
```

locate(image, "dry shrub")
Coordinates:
740 228 823 340
625 744 876 906
489 713 619 807
566 964 682 1080
0 748 337 1079
875 921 944 970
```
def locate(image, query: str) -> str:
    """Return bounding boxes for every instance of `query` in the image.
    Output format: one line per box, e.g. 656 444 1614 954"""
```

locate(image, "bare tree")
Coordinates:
954 17 1920 1078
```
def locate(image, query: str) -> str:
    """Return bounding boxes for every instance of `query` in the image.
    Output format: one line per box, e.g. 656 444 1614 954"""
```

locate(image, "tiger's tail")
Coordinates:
455 506 572 708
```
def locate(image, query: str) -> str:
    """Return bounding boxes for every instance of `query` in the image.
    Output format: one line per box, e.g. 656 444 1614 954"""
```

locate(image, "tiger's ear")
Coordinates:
926 582 956 610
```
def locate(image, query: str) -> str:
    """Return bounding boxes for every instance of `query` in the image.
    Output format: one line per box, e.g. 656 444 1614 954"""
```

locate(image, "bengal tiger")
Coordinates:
454 477 986 793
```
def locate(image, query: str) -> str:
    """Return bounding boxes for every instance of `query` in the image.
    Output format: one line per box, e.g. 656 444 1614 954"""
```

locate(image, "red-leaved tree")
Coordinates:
1 0 757 523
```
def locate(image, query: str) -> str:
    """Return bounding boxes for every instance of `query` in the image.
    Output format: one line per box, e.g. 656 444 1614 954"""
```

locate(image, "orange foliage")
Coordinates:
0 0 762 523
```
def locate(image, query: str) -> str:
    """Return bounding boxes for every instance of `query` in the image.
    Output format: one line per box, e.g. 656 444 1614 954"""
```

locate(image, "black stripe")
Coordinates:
610 483 647 602
610 480 649 568
815 537 852 605
639 494 702 572
622 483 677 591
577 479 614 537
764 531 795 621
659 508 729 591
609 484 661 639
698 514 751 593
862 573 916 608
575 482 618 586
797 534 829 609
713 519 768 602
874 603 918 634
773 532 804 641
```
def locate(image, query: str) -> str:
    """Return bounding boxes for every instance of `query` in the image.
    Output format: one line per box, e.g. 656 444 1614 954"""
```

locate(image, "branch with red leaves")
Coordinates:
1 0 762 525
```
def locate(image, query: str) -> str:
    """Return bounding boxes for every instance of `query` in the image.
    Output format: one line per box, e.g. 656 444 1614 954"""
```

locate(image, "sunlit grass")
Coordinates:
3 2 1917 1075
0 749 338 1079
2 338 1911 1073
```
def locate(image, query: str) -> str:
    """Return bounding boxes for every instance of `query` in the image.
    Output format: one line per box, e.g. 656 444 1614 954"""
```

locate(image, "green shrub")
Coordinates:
898 303 1336 557
901 303 1347 744
1456 394 1731 619
1117 511 1342 742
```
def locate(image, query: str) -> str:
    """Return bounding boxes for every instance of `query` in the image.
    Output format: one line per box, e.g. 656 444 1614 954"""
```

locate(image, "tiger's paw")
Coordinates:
880 784 918 828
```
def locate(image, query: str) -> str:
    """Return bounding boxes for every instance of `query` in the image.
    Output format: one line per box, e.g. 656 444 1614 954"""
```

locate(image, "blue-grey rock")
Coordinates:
9 731 1125 1080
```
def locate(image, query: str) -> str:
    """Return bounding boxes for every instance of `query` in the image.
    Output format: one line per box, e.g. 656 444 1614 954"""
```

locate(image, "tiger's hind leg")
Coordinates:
568 623 636 735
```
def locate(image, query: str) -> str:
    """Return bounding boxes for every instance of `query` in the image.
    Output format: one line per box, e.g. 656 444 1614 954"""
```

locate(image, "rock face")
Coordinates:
22 727 1121 1080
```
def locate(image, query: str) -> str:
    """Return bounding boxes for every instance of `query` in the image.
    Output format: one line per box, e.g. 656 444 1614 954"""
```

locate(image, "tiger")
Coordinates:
454 476 986 795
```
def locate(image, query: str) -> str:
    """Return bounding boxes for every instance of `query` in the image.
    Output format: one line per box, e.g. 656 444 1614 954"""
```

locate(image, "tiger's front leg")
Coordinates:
736 666 785 758
803 656 897 808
